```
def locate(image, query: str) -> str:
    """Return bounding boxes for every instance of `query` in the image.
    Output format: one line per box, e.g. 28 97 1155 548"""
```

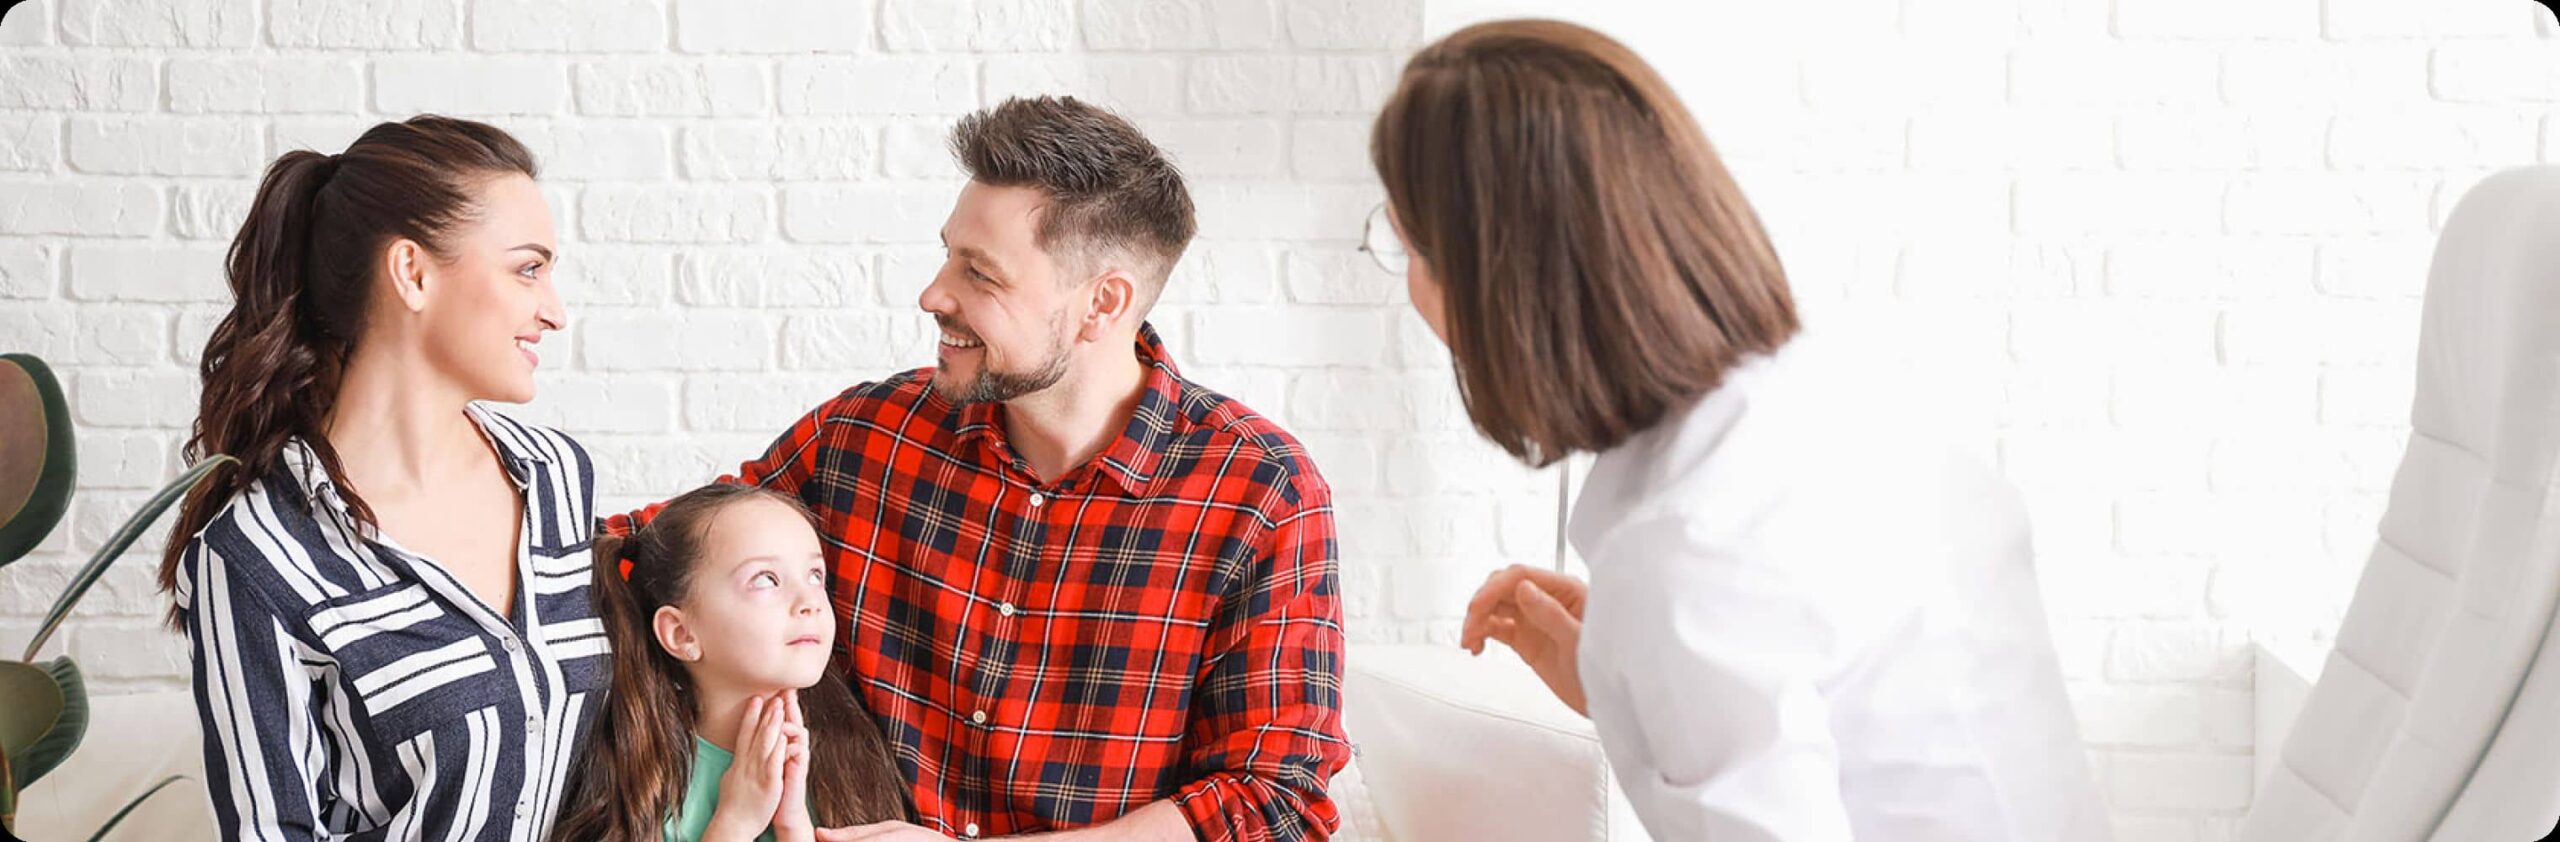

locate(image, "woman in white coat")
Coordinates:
1362 19 2112 841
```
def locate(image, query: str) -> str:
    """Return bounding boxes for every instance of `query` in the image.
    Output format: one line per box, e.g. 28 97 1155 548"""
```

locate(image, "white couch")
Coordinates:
15 643 1643 841
12 691 216 841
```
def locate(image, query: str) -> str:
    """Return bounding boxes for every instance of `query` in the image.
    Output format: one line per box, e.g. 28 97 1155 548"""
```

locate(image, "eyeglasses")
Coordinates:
1358 203 1408 276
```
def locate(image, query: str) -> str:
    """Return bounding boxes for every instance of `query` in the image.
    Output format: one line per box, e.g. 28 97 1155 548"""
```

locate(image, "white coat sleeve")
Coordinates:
1579 509 1855 842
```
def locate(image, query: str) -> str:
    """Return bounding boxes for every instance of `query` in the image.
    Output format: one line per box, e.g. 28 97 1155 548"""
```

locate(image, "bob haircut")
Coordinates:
1370 19 1800 466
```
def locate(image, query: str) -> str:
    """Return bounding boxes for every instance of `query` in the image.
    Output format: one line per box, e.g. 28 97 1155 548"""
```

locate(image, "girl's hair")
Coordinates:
161 115 539 625
553 483 911 841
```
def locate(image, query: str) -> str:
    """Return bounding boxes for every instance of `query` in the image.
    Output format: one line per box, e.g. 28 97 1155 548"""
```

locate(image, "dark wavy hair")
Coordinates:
160 115 539 623
552 484 910 841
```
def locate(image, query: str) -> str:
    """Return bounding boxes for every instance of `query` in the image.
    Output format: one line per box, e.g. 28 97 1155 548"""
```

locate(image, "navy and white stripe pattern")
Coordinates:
177 405 609 842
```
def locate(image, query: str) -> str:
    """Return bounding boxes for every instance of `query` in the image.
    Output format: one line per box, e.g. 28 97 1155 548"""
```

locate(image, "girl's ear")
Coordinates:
653 604 700 662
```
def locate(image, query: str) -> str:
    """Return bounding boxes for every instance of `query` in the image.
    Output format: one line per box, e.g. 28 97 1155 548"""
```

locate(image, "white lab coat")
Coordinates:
1568 336 2111 841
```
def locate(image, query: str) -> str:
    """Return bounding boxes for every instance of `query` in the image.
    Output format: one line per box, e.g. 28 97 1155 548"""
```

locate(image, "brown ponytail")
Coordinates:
553 484 911 841
161 115 538 623
553 525 695 842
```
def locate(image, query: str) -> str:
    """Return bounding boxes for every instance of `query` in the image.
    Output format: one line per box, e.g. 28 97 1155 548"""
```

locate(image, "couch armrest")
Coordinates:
14 689 214 841
1343 644 1645 842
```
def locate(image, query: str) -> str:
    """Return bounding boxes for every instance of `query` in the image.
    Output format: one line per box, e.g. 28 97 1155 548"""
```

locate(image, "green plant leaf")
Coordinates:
87 774 187 842
22 454 234 662
14 657 84 788
0 659 61 762
0 352 77 569
2 739 17 833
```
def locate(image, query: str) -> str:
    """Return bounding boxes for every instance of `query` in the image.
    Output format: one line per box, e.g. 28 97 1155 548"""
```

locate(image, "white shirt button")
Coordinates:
502 638 519 653
998 602 1016 617
1028 492 1045 507
971 709 988 725
963 822 980 838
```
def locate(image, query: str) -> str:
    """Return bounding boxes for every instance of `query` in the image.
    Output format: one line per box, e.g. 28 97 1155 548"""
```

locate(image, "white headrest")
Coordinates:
2414 165 2560 489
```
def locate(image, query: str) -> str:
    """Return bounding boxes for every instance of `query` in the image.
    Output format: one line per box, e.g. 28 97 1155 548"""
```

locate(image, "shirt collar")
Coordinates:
950 322 1185 496
278 403 546 512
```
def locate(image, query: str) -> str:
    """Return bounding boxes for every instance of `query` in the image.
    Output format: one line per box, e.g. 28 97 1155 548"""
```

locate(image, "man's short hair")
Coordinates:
949 96 1197 294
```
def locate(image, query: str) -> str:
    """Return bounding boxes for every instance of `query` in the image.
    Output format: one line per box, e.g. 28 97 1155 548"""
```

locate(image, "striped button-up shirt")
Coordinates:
609 325 1351 841
178 405 609 842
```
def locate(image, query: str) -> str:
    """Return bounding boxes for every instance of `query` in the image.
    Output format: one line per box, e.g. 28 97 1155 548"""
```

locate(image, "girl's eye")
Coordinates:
518 262 544 280
750 571 779 589
806 568 825 585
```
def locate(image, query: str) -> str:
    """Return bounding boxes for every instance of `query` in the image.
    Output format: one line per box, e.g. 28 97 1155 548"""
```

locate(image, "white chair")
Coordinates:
2241 166 2560 841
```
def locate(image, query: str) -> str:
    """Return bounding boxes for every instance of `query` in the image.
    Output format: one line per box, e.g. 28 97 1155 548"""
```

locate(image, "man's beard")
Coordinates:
941 313 1073 406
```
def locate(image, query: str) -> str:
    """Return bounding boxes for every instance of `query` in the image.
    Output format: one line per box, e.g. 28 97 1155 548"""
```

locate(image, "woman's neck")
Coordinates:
324 343 480 500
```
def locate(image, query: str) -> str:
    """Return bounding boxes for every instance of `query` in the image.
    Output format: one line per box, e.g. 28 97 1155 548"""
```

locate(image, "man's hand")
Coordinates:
815 822 956 841
813 799 1192 841
1459 564 1590 716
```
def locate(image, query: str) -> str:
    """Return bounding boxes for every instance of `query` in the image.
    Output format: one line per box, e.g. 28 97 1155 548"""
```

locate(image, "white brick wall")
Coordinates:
8 0 2557 836
5 0 1535 714
1420 0 2559 837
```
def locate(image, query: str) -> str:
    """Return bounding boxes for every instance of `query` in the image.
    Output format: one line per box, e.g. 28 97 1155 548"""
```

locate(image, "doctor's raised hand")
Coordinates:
1461 565 1590 716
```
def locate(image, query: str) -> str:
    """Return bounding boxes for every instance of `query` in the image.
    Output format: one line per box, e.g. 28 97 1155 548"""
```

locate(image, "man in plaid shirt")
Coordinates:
608 96 1349 841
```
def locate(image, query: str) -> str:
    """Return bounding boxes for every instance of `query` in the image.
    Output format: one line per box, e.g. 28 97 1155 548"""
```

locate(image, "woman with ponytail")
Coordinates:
163 115 604 842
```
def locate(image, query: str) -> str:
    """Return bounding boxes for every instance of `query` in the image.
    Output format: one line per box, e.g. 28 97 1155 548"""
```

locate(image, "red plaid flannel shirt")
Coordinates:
607 325 1349 840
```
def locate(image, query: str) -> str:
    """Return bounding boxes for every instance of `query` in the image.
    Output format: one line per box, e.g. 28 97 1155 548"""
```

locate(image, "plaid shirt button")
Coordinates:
997 602 1016 617
1028 492 1045 507
971 709 988 725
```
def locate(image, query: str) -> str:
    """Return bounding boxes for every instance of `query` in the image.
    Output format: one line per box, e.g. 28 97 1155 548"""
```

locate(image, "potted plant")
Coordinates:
1 352 231 839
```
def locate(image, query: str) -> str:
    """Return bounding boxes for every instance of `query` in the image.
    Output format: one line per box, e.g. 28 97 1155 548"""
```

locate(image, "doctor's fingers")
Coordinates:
1462 567 1544 648
1461 593 1527 654
1511 579 1580 636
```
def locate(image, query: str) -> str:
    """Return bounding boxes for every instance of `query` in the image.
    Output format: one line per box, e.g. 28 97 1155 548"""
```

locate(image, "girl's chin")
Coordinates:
731 677 824 697
779 663 830 690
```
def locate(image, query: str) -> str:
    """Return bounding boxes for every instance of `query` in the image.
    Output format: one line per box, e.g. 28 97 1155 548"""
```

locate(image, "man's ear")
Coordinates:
382 237 432 314
653 605 701 662
1080 268 1140 342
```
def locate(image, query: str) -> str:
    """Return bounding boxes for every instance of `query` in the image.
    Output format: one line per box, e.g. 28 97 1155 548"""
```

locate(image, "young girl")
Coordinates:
555 484 909 841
